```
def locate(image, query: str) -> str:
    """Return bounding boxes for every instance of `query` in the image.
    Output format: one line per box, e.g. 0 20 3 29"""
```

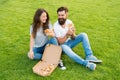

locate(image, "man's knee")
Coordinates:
80 32 88 37
61 44 67 48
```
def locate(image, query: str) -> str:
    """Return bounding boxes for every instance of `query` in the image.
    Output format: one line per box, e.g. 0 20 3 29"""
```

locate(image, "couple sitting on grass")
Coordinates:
28 6 102 71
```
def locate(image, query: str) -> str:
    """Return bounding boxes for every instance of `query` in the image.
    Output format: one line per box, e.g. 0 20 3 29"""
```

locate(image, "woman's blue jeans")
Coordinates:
33 37 58 60
61 33 93 66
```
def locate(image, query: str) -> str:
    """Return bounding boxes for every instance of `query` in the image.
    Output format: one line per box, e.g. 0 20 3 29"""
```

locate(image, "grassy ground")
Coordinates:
0 0 120 80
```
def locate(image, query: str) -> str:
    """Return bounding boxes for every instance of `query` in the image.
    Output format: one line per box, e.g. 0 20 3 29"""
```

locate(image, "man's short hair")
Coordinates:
57 6 68 13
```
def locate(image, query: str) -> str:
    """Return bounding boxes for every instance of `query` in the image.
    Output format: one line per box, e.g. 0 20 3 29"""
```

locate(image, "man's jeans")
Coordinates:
33 37 58 60
61 33 93 66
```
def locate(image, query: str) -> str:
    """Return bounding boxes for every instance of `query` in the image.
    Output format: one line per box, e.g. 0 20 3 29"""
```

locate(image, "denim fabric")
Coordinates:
61 33 93 66
33 37 58 60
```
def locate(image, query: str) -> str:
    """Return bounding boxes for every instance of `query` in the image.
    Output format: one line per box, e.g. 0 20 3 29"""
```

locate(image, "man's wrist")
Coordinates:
66 34 69 38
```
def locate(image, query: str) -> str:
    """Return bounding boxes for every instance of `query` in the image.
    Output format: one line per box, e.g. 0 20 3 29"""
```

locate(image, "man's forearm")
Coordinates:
57 34 69 44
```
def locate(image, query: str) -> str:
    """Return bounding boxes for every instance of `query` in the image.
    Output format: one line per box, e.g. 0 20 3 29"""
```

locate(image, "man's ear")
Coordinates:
66 12 68 17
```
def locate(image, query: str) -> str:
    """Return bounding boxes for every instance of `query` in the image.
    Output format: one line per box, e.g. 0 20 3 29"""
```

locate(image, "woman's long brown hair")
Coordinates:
32 8 49 38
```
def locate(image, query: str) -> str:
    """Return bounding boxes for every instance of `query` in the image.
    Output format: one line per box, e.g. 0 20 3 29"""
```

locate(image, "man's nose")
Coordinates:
59 16 63 18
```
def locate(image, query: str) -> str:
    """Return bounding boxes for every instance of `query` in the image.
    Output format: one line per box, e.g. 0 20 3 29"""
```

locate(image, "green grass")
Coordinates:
0 0 120 80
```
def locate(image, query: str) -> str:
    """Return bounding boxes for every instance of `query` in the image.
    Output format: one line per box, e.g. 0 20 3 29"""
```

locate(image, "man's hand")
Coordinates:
67 28 74 36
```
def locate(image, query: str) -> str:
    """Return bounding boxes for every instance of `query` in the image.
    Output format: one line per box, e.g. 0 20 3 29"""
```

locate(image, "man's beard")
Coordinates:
58 18 66 25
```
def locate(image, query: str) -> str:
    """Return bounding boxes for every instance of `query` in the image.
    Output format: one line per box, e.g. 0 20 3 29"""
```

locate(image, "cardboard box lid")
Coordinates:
42 44 62 64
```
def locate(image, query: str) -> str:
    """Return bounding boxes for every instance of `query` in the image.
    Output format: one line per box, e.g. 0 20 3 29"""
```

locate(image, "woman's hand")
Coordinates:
45 29 55 37
28 51 34 59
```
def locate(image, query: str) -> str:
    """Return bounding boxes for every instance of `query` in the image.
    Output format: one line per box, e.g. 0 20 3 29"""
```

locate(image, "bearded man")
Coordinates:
53 6 102 71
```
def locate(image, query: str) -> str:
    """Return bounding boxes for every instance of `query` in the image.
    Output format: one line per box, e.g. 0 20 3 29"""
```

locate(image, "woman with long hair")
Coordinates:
28 8 66 70
28 8 57 59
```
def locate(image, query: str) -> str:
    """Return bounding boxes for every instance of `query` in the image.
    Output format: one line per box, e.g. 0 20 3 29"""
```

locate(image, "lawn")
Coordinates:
0 0 120 80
